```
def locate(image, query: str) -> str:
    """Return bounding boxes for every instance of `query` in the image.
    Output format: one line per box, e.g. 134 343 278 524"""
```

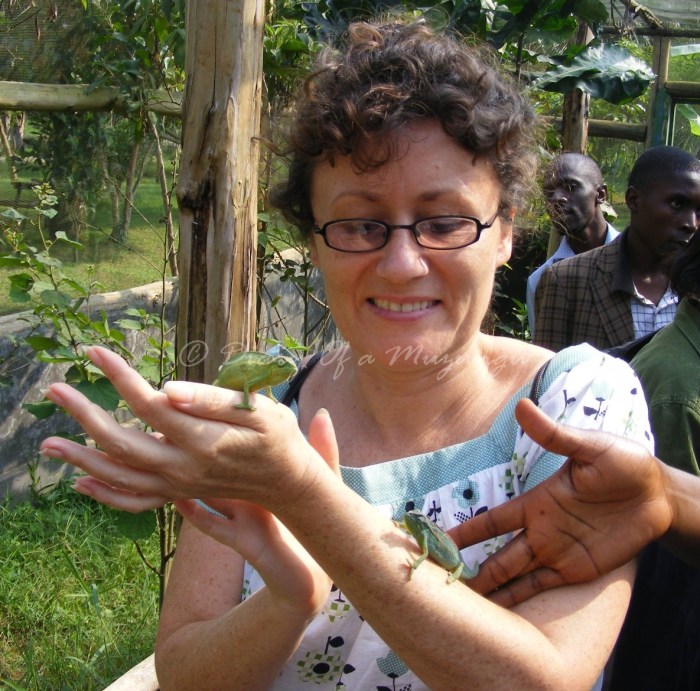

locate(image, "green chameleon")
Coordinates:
213 351 297 410
402 510 479 584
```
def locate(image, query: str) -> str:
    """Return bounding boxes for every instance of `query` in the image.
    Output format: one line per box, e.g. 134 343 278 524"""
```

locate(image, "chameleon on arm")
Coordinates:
213 351 298 410
401 510 479 584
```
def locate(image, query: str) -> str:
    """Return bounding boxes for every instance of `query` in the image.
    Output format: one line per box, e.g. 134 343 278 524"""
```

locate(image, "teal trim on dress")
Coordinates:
272 342 603 504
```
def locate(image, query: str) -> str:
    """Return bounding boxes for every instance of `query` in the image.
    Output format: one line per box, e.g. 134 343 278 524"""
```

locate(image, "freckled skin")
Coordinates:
213 352 297 410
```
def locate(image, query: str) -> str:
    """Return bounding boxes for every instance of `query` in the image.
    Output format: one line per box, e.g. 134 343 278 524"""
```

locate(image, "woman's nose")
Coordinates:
374 227 429 281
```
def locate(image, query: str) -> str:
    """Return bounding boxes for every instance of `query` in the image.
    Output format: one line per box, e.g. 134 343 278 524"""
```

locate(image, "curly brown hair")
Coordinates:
268 19 539 238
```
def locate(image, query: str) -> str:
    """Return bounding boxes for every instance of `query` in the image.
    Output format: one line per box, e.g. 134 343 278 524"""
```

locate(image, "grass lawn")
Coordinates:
0 180 176 316
0 481 161 690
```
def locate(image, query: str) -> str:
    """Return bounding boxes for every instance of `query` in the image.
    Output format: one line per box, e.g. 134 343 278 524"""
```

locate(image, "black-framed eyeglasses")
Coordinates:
313 214 499 253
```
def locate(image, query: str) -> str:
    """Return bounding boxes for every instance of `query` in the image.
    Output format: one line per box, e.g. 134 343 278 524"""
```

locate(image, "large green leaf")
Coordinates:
75 376 121 412
534 42 654 104
114 510 157 541
677 104 700 137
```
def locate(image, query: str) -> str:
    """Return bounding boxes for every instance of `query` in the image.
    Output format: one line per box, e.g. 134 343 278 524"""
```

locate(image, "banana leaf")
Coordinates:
534 42 654 104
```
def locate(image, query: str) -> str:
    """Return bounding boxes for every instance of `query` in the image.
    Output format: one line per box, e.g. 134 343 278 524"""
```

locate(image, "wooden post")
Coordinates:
561 88 590 154
646 37 671 147
560 21 594 154
176 0 265 384
547 21 593 259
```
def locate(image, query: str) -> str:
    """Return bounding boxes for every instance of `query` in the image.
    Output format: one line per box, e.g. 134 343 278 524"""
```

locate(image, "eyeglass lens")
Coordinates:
323 217 481 251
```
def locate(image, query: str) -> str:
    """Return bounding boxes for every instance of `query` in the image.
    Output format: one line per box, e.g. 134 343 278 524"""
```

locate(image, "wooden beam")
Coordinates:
600 27 700 39
0 82 182 116
665 81 700 100
175 0 264 385
543 117 647 141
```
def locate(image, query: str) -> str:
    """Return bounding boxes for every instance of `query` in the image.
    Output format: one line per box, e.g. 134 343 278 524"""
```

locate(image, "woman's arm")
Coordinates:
154 514 329 691
41 347 631 689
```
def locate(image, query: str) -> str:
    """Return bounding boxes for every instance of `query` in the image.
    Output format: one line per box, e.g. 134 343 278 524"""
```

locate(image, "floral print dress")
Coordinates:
242 343 653 690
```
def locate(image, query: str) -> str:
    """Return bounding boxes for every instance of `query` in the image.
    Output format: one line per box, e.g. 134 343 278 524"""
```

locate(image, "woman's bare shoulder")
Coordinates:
485 336 553 379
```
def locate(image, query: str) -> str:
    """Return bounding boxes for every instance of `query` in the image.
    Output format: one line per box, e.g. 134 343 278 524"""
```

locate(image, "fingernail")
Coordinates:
43 385 67 408
72 478 92 496
86 346 105 368
162 381 195 403
41 441 65 459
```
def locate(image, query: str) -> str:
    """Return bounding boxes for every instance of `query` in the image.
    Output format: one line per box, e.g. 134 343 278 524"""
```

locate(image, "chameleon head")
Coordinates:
271 355 298 382
402 509 425 535
213 351 298 391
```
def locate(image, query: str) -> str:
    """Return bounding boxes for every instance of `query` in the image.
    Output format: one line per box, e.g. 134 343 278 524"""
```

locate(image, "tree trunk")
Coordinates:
148 114 179 277
176 0 264 384
112 140 140 243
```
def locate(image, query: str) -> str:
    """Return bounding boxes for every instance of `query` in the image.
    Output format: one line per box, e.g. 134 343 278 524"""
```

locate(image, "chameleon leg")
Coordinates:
235 383 255 411
265 384 279 403
409 534 431 579
446 562 464 584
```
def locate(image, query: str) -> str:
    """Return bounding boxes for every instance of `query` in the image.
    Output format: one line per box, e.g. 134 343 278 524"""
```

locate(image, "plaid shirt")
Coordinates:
533 229 679 352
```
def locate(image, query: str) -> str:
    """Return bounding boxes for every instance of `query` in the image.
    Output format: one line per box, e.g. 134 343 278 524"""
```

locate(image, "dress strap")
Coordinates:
528 357 552 405
280 352 324 407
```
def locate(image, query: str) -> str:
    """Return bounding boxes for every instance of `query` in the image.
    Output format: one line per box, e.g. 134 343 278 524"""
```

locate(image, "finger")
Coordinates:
85 348 256 445
307 408 340 476
488 568 569 608
448 497 526 549
515 398 617 463
41 434 176 497
42 382 183 469
72 476 170 512
464 534 539 595
162 379 272 419
175 498 250 548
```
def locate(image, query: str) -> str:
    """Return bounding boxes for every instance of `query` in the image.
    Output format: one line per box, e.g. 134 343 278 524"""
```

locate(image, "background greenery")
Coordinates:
1 479 160 690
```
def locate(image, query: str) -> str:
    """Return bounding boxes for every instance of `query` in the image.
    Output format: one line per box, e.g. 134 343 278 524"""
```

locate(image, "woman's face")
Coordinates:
309 119 512 370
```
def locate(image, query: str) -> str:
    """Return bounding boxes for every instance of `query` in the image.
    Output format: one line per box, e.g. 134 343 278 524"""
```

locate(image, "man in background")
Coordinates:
526 153 619 338
534 146 700 352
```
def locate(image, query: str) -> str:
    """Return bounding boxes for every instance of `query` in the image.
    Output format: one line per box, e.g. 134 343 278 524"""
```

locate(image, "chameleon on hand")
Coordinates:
194 351 299 520
401 510 479 584
213 351 297 410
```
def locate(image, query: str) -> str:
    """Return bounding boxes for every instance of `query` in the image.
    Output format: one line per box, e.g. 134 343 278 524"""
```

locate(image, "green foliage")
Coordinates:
494 297 531 341
535 42 655 104
0 183 177 618
0 185 174 396
0 479 159 689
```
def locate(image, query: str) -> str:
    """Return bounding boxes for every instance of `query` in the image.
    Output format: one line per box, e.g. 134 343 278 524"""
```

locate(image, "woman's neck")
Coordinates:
299 336 547 466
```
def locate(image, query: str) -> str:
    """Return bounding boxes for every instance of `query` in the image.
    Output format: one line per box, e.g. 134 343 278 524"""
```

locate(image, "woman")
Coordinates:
40 20 652 690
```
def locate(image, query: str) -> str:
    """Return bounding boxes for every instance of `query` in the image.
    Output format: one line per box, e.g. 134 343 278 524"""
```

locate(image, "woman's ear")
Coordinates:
496 210 515 267
308 238 321 267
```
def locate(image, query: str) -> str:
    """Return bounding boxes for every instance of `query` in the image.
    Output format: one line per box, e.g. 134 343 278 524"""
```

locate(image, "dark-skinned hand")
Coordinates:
448 398 673 607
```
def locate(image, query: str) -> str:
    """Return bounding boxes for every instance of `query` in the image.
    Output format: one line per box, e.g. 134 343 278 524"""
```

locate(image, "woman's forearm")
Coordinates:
156 586 314 690
277 468 632 691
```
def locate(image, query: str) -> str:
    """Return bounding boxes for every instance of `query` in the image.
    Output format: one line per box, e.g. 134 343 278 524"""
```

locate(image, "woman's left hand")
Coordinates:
40 346 335 512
